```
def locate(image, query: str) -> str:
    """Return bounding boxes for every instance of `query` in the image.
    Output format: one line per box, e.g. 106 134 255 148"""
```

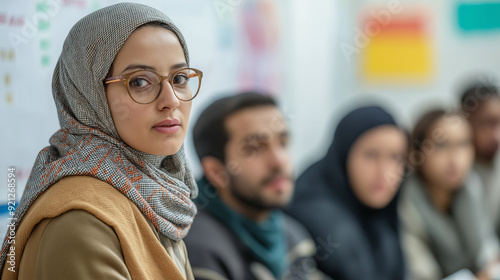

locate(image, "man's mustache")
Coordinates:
261 169 293 186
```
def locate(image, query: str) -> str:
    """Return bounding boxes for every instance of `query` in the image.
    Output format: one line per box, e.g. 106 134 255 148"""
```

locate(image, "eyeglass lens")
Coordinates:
126 69 201 103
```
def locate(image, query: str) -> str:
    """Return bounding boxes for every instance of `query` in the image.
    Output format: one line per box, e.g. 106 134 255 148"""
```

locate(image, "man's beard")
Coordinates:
228 168 292 211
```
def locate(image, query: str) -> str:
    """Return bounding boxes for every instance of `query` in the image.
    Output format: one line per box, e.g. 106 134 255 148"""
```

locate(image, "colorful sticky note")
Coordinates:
38 20 50 31
361 11 433 84
4 74 11 86
40 39 50 50
36 2 49 12
458 2 500 32
41 55 50 67
6 92 13 104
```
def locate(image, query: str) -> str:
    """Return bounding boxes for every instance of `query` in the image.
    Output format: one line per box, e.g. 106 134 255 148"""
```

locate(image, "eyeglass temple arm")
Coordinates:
104 76 122 84
104 70 202 84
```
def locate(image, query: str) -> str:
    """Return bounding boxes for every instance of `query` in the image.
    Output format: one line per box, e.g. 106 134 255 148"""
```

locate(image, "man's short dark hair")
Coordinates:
193 92 277 163
460 82 499 115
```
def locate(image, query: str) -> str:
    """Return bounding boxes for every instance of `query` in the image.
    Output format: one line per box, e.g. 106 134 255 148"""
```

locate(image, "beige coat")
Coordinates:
1 176 194 279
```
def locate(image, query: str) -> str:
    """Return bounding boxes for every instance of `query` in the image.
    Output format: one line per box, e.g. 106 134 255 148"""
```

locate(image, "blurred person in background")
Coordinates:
287 106 408 280
460 83 500 237
185 92 322 280
399 109 500 280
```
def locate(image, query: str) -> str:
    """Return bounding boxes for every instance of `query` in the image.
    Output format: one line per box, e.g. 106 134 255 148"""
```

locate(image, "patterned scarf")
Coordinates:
0 2 198 268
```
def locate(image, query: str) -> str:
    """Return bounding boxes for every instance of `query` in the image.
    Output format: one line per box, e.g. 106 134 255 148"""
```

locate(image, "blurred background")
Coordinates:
1 0 500 224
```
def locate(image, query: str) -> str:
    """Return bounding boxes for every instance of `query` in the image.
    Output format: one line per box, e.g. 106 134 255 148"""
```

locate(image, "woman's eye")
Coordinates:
173 73 189 86
129 77 151 89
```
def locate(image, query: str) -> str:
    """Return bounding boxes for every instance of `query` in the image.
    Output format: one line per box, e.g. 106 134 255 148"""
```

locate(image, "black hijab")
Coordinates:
287 106 406 280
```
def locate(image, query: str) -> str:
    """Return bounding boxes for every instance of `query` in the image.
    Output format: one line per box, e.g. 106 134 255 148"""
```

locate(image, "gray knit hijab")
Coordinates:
0 2 198 267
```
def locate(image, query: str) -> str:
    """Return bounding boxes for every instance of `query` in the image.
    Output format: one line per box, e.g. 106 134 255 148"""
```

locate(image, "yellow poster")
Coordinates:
361 10 433 85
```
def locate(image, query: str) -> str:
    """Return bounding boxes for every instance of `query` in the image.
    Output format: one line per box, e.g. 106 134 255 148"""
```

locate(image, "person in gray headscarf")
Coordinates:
0 3 203 279
400 109 500 280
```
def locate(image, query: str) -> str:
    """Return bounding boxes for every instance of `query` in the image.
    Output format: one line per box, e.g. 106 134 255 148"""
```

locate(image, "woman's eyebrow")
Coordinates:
120 62 188 74
171 62 188 71
121 64 155 73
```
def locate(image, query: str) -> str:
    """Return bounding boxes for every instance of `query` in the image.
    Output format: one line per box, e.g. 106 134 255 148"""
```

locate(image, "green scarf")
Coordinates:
196 176 287 278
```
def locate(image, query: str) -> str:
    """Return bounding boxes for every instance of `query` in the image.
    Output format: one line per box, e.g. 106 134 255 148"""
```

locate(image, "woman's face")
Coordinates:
347 125 407 209
420 116 474 191
106 26 191 156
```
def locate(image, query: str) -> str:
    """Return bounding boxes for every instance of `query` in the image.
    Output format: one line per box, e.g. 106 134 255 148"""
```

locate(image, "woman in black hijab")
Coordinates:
287 106 408 280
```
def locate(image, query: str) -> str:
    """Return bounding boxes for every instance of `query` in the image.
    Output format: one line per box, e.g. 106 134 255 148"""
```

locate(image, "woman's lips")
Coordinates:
153 119 180 134
153 125 180 134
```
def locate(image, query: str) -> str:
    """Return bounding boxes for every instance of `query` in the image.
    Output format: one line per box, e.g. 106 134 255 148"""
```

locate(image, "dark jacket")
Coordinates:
184 208 318 280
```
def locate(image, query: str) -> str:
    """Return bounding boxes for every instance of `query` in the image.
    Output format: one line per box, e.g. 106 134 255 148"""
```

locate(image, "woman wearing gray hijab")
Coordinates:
0 3 203 279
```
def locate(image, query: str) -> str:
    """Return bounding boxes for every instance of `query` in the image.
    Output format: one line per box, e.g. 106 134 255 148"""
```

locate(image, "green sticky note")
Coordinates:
41 55 50 67
458 2 500 31
36 2 49 12
38 20 49 31
40 39 50 50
